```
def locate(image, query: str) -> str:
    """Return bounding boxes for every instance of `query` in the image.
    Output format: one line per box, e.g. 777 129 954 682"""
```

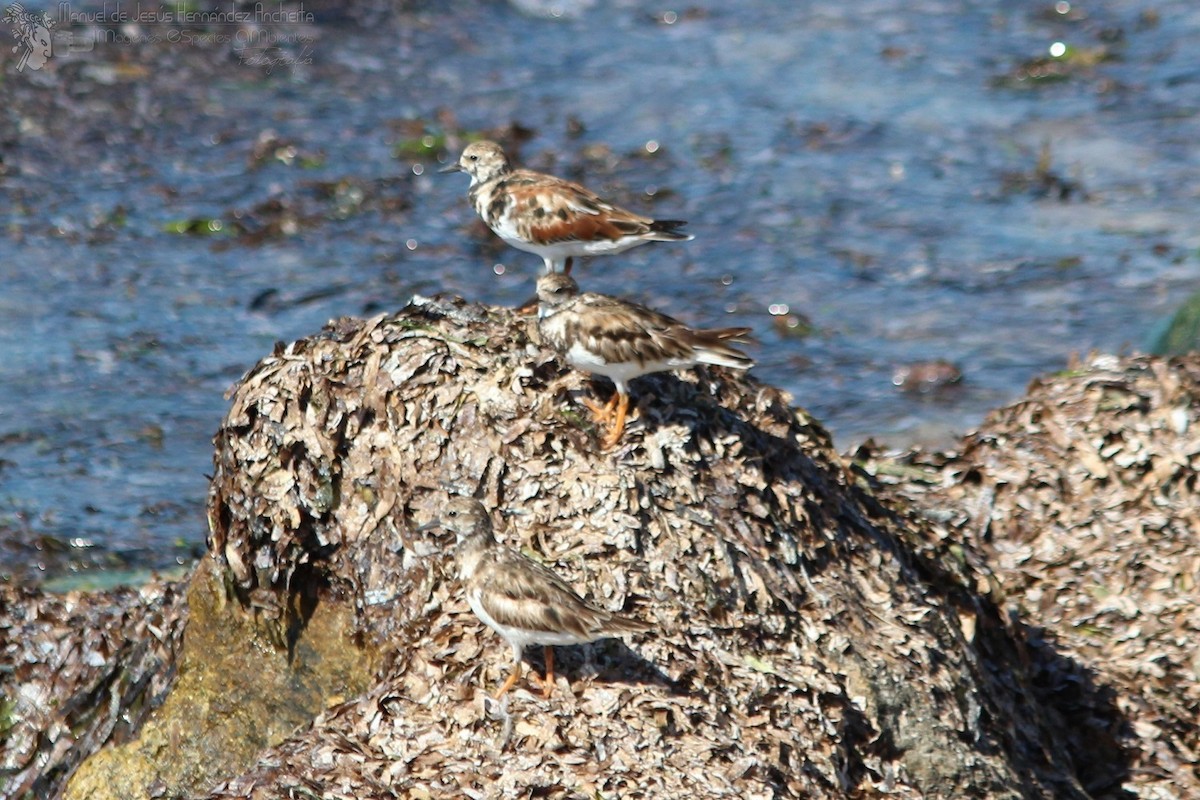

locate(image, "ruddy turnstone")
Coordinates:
536 273 754 448
421 497 651 698
440 140 693 274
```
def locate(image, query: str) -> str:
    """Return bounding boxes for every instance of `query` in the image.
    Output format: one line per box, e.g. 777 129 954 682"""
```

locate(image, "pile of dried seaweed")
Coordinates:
191 295 1091 799
0 580 187 798
868 353 1200 797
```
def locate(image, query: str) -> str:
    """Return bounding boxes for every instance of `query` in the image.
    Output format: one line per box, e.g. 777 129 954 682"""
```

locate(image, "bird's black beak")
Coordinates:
438 162 463 174
416 518 442 533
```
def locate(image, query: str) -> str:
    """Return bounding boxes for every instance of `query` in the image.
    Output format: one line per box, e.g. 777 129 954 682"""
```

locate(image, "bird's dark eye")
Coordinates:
467 155 478 162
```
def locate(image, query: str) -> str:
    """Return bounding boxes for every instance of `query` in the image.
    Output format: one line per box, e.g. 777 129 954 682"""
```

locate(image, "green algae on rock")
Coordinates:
1151 289 1200 356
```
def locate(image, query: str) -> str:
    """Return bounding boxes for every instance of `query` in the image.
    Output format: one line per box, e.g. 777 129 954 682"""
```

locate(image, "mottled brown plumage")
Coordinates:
441 140 692 273
536 272 754 448
421 497 650 698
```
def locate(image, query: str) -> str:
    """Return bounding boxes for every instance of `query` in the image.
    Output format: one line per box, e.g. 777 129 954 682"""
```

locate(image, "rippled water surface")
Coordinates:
1 0 1198 580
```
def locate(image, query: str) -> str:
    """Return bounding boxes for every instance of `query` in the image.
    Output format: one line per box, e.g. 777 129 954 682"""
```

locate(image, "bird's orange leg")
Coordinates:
582 390 619 426
541 646 555 698
494 661 523 699
601 392 630 449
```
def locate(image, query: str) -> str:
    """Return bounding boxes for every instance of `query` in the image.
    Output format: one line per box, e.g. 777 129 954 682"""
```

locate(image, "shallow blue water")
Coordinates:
1 0 1197 579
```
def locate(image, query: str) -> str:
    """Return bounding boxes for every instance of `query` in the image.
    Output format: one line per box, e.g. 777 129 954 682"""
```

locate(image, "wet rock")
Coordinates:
63 559 375 800
891 358 963 394
998 142 1087 202
990 42 1118 90
247 129 323 171
770 308 814 339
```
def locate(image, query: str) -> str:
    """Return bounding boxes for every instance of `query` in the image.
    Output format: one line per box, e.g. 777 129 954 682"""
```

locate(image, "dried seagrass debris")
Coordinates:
863 353 1200 798
193 295 1096 799
0 579 188 799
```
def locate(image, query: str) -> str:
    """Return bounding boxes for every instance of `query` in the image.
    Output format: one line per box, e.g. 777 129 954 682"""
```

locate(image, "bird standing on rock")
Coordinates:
536 272 754 449
420 497 651 699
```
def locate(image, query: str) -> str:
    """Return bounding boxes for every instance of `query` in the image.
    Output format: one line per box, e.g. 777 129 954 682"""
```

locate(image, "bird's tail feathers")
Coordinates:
601 612 654 636
694 327 755 369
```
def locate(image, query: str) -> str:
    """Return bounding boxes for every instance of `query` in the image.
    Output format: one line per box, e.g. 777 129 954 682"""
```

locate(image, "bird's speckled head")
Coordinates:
535 272 580 315
420 496 495 546
440 140 512 184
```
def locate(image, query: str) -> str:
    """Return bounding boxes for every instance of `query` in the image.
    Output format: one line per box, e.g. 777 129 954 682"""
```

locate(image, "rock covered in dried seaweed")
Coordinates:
0 579 188 799
858 352 1200 799
192 293 1095 799
18 318 1195 799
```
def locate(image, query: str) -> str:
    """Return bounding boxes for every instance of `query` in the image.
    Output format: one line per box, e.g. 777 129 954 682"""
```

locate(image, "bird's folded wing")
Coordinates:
476 555 597 638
